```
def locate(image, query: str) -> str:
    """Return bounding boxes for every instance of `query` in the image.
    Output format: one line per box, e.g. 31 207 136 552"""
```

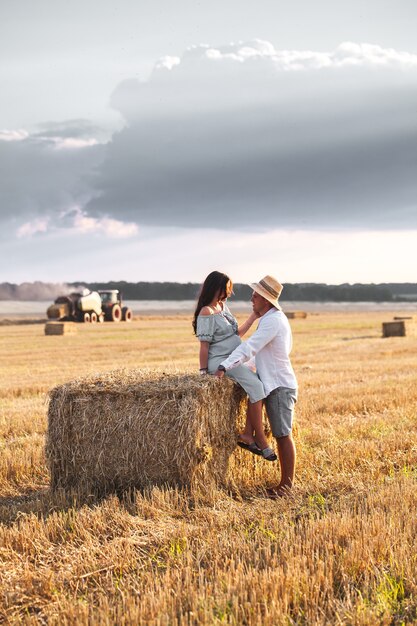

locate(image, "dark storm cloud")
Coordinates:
86 41 417 231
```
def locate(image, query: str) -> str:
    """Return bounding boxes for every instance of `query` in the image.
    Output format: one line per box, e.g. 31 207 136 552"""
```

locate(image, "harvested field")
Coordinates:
1 311 417 625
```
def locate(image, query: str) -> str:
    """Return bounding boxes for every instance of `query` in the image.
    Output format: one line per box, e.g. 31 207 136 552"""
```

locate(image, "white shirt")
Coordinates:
220 307 297 396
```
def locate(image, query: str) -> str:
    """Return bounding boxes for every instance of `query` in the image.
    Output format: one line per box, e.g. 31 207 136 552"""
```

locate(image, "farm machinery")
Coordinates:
46 289 132 323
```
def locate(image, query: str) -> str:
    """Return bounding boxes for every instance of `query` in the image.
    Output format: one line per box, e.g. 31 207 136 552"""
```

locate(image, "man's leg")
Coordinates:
264 387 297 495
276 433 296 490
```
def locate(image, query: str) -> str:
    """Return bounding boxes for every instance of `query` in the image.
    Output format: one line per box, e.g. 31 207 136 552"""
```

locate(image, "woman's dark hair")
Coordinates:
192 271 233 334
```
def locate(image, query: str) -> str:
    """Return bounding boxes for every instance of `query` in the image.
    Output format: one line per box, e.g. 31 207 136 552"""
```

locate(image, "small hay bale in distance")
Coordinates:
44 321 77 336
285 311 307 319
382 321 406 338
47 369 246 496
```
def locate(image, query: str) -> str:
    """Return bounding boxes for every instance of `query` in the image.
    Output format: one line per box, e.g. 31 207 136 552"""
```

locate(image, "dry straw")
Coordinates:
285 311 307 319
44 322 77 335
47 369 247 497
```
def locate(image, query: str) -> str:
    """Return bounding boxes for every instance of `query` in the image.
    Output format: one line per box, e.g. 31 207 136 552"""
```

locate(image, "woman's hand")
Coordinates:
238 311 260 337
248 311 261 322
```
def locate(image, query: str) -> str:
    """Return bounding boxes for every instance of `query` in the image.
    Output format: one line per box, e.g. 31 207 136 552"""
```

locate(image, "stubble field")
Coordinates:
0 311 416 625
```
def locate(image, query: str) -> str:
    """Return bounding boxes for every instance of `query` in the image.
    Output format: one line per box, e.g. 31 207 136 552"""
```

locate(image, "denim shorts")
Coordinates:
264 387 298 438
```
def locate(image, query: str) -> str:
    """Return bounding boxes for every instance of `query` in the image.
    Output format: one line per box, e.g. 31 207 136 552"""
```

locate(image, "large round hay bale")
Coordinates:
47 369 246 496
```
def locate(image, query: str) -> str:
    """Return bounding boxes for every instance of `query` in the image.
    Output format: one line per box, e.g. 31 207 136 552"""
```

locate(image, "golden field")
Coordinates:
0 311 416 625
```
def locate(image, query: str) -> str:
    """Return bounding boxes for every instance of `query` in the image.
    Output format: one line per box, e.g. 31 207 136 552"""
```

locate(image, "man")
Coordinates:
215 275 298 498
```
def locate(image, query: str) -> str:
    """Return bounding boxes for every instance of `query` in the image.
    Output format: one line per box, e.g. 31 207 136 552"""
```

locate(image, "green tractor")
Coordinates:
98 290 132 322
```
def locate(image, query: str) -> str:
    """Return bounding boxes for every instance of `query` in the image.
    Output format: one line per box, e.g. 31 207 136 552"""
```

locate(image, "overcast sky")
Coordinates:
1 0 416 284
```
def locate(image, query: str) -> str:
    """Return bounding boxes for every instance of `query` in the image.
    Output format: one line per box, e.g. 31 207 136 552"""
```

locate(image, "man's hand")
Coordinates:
214 365 226 379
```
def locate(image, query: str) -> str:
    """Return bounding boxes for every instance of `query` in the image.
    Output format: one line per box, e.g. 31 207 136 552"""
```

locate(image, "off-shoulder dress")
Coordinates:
196 304 265 403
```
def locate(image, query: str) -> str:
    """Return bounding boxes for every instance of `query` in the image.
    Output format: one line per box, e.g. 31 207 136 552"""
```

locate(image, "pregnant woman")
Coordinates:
193 271 277 461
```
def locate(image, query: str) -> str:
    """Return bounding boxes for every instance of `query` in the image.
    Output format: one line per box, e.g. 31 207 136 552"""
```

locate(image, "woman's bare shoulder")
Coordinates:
199 306 214 316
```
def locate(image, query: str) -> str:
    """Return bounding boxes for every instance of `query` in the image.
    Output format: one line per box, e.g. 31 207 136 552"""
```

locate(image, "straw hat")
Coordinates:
248 275 283 309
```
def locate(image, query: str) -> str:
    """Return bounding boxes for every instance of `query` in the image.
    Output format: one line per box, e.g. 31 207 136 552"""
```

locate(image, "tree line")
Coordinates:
71 281 416 302
1 281 416 302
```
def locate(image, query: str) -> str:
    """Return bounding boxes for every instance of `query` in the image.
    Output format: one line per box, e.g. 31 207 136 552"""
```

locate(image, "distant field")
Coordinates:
1 312 416 624
2 298 417 318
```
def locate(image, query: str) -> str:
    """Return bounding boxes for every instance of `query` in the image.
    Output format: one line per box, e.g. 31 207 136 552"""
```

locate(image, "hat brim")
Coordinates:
248 283 282 310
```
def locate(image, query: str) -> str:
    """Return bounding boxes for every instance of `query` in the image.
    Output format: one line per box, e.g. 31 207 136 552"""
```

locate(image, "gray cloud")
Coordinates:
2 41 416 242
0 119 105 235
86 41 417 231
33 119 104 140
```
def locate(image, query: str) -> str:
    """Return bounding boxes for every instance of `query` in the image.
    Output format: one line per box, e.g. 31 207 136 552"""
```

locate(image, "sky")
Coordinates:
1 0 416 285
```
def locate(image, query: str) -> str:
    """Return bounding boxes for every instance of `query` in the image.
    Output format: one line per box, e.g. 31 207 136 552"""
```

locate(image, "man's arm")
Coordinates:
219 315 278 372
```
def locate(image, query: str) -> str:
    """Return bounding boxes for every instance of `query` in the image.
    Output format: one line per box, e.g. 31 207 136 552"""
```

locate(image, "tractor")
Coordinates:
98 290 132 322
46 289 132 323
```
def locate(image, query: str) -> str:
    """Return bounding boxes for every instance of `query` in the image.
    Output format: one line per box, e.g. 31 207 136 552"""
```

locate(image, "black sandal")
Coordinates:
260 446 278 462
237 440 262 456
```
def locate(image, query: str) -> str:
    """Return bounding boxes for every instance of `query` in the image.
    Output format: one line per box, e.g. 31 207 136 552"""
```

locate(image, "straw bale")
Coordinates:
285 311 307 319
45 321 77 336
47 369 247 496
382 321 406 338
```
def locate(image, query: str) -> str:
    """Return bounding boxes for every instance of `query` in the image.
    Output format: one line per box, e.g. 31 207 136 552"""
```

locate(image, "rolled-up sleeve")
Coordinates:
220 316 278 370
196 315 215 342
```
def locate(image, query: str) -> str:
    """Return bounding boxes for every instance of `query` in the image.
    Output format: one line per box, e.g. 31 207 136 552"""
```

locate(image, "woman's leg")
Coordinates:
219 363 272 452
239 402 254 442
239 400 269 450
247 400 269 450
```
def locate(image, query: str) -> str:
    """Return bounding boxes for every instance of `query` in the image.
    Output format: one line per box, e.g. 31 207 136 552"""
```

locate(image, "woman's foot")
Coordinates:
260 446 278 462
253 440 277 461
253 433 270 451
237 441 262 456
237 434 262 456
237 433 255 445
237 435 277 461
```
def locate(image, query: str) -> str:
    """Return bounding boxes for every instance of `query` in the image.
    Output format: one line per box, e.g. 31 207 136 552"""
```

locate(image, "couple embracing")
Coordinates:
193 271 298 499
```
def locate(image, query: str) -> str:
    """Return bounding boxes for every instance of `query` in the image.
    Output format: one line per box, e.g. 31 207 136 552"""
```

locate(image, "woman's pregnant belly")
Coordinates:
208 333 241 361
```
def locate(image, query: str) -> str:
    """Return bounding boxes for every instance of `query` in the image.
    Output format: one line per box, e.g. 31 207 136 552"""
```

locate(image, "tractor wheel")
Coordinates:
83 312 91 323
111 304 122 322
122 306 132 322
98 314 104 323
90 312 97 323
